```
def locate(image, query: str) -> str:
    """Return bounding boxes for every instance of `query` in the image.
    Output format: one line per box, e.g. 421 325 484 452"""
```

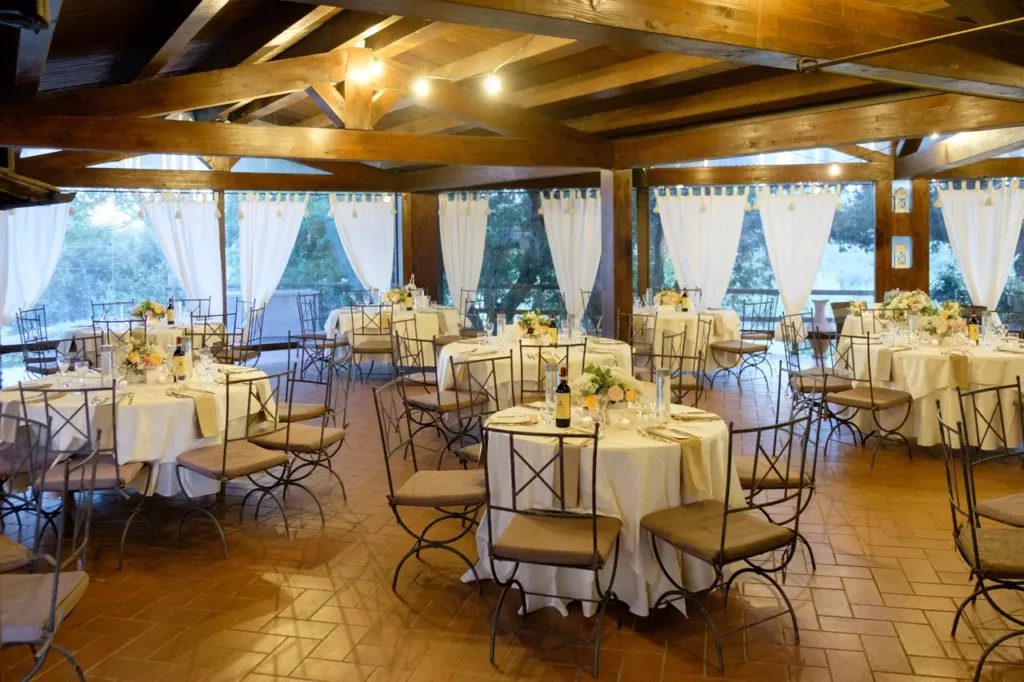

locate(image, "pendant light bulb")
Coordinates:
412 77 430 97
484 73 502 95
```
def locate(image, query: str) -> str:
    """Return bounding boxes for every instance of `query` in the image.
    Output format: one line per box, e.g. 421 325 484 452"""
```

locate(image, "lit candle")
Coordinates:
618 415 632 429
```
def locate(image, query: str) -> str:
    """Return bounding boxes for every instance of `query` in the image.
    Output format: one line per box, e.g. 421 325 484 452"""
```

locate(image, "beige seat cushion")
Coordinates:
37 458 144 492
736 458 810 491
456 443 482 464
826 386 912 410
0 441 46 478
402 371 437 386
0 536 30 573
957 527 1024 580
391 470 486 507
280 402 327 423
303 336 348 349
434 335 463 346
492 514 621 567
0 571 90 643
460 329 485 339
353 338 392 354
741 331 774 341
641 500 794 565
406 390 488 413
790 368 853 394
214 348 259 363
249 424 347 454
976 493 1024 528
673 374 700 390
177 441 287 480
634 367 652 381
710 340 769 355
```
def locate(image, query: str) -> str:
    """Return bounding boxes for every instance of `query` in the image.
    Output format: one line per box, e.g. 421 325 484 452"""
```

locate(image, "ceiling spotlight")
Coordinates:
930 132 939 140
412 77 430 97
484 73 501 95
369 59 384 77
348 67 370 85
829 163 841 177
702 159 709 167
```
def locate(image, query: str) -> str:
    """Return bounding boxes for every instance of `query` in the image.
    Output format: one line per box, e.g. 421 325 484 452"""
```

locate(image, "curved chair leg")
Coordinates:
50 643 86 682
973 630 1024 682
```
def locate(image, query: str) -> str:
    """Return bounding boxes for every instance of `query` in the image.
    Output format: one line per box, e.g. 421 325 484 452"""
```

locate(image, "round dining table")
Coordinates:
466 402 743 617
0 365 272 498
635 306 742 369
324 305 461 341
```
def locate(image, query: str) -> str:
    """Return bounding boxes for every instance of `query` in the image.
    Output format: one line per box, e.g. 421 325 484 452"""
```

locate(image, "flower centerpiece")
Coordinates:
654 288 681 306
570 364 639 412
920 300 967 339
120 338 166 383
879 290 967 339
848 300 868 316
878 289 932 321
131 299 166 320
517 310 554 337
384 288 408 304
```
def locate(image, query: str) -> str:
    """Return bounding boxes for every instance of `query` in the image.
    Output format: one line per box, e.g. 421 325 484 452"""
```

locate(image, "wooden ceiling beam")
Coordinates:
930 157 1024 178
301 0 1024 100
29 168 399 192
945 0 1023 24
370 89 405 126
136 0 231 79
832 145 890 163
614 93 1024 167
305 82 347 128
567 72 885 136
8 0 62 99
895 127 1024 177
366 19 452 59
343 48 374 130
647 163 887 186
242 7 343 65
18 151 136 174
2 53 347 118
399 165 596 192
0 114 614 167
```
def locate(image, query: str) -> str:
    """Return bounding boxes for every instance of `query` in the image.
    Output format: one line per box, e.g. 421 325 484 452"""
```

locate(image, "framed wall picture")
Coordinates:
892 236 912 269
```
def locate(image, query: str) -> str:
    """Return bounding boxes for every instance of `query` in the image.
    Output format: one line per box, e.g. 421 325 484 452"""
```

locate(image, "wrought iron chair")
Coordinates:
708 298 773 392
0 414 50 570
1 415 101 682
823 334 913 467
460 288 489 337
90 300 134 323
738 293 778 342
92 318 146 347
516 338 588 406
616 310 657 377
16 306 60 378
392 323 440 390
482 423 621 677
641 411 812 674
936 408 1024 682
830 301 852 334
580 289 602 335
372 377 485 592
297 291 328 339
780 313 853 416
178 297 212 327
349 304 394 381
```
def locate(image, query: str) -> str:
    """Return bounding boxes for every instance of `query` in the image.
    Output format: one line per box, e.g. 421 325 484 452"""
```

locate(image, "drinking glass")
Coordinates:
57 356 70 388
73 361 89 388
645 288 654 307
496 313 506 339
1008 332 1020 349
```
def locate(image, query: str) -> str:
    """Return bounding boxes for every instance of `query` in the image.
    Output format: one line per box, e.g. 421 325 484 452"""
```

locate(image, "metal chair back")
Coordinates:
91 300 134 323
373 378 418 497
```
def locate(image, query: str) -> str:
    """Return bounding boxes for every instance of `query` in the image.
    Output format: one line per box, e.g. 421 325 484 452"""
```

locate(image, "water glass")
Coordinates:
655 368 670 423
57 355 70 388
1008 332 1020 349
74 360 89 387
645 288 654 307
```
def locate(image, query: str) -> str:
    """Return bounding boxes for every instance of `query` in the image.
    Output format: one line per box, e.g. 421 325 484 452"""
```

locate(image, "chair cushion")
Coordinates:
214 348 260 363
391 470 486 507
826 386 912 410
957 527 1024 580
434 335 463 346
741 331 774 341
641 500 794 565
710 340 769 354
0 571 90 643
353 338 392 353
406 390 488 413
177 441 287 480
976 493 1024 528
634 367 652 381
402 371 437 386
736 458 811 491
303 336 348 349
0 536 30 573
460 329 485 339
789 369 853 394
280 402 327 423
37 458 144 492
249 424 347 454
673 374 700 390
0 441 46 478
456 443 482 464
492 514 621 567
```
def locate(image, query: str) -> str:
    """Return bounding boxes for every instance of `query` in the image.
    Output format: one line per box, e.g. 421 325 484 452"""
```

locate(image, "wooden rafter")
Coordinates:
399 165 595 192
8 0 63 99
302 0 1024 100
895 127 1024 177
305 83 347 128
832 145 890 163
30 168 398 192
0 114 614 167
647 163 887 186
931 157 1024 178
136 0 231 79
241 7 343 65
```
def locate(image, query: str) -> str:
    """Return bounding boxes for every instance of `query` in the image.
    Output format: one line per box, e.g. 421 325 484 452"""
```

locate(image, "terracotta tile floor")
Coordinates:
4 352 1024 682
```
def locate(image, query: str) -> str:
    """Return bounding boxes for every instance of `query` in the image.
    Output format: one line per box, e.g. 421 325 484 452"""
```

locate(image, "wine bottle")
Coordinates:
173 336 187 382
968 308 980 343
681 287 690 312
555 366 571 428
166 297 176 325
405 293 413 311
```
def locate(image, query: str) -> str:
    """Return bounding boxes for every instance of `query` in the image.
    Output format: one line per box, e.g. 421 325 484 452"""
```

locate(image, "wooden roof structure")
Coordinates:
0 0 1022 193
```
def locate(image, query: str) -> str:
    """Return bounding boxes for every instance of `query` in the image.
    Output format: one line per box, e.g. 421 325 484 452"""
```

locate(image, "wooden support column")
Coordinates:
635 169 650 296
599 169 634 340
401 192 442 299
875 177 930 299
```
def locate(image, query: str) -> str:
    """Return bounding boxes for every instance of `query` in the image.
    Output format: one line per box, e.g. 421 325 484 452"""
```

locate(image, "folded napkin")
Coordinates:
997 346 1024 355
672 412 724 423
876 345 911 381
649 426 710 498
2 381 51 393
942 350 970 389
173 388 219 438
487 413 539 426
588 337 621 346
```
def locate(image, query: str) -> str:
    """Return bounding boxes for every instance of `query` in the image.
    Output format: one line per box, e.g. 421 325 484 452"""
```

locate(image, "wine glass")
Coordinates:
57 355 70 388
73 361 89 389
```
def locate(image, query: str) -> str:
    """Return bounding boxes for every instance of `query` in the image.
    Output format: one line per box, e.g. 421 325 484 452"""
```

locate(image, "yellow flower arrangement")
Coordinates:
121 339 166 376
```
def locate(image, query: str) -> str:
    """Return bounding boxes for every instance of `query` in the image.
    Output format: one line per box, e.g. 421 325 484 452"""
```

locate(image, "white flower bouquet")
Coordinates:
120 338 166 377
879 289 932 321
131 298 166 320
654 288 682 306
848 300 868 316
569 364 639 410
516 310 554 336
384 288 408 304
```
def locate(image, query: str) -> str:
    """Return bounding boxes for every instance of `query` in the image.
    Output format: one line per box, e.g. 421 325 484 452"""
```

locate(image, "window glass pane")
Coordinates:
929 180 1024 309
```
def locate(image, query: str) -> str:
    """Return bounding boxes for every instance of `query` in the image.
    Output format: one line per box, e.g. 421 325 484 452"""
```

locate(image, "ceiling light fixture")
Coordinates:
829 163 841 177
349 67 371 85
412 77 430 97
484 73 501 95
369 59 384 78
930 132 940 140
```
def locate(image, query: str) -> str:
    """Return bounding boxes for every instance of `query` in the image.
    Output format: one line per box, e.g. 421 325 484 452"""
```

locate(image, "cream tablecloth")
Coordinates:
467 403 743 617
324 306 460 341
636 307 742 370
0 366 273 497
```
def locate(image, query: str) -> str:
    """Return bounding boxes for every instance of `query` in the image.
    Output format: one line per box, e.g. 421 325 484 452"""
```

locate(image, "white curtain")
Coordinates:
540 190 602 319
238 193 309 309
0 203 71 325
938 183 1024 309
329 194 397 292
139 192 223 313
655 190 747 308
759 191 837 337
439 193 489 311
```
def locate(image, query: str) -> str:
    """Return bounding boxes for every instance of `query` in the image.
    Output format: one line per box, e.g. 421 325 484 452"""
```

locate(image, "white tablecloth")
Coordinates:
636 307 742 370
323 306 460 341
436 337 633 392
467 403 743 617
0 366 272 497
64 324 195 356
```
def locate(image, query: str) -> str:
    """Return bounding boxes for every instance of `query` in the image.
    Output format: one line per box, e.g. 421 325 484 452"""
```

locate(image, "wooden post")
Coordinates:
400 192 442 299
217 190 228 320
635 168 650 296
874 176 930 299
599 169 634 340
